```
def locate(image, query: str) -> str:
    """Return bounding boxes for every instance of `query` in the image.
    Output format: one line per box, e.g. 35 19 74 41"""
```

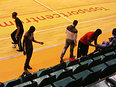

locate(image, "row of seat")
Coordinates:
3 49 116 87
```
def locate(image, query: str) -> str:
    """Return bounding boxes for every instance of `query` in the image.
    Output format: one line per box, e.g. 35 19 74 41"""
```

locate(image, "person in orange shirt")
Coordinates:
77 29 102 58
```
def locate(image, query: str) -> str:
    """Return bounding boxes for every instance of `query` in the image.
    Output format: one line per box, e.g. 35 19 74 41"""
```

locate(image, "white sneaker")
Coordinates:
12 44 16 48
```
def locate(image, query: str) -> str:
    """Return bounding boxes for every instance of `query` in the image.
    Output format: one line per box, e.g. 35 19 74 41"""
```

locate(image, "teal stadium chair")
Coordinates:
4 79 21 87
90 63 107 73
73 69 91 81
89 58 102 68
14 81 32 87
50 69 72 81
34 68 52 77
53 76 74 87
66 59 79 67
33 75 56 87
66 63 80 73
82 70 101 86
44 84 53 87
23 81 38 87
102 51 116 62
73 64 88 74
80 59 93 67
65 78 82 87
100 58 116 78
20 73 37 83
51 63 66 72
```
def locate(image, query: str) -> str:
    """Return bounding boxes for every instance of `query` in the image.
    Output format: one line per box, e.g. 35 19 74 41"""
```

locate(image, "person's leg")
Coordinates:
70 41 75 58
24 48 33 70
11 29 18 44
82 45 89 56
77 41 83 58
17 32 23 51
60 40 70 63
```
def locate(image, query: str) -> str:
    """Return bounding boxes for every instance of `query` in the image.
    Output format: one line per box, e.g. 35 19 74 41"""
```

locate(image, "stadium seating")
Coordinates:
3 48 116 87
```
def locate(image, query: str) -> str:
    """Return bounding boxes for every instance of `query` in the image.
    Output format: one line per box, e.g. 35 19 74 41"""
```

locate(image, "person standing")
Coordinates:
11 12 24 51
23 26 44 70
77 29 102 58
60 20 78 63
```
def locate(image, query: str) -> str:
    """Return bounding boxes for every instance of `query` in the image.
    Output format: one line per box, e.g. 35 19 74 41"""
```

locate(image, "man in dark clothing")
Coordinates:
11 12 24 51
60 20 78 63
77 29 102 58
23 26 44 70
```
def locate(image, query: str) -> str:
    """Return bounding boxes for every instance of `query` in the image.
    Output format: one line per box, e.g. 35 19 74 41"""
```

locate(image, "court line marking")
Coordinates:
0 15 116 41
34 0 73 22
0 29 113 61
0 1 116 19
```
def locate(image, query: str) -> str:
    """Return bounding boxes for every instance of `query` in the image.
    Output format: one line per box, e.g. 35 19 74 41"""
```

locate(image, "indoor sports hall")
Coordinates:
0 0 116 86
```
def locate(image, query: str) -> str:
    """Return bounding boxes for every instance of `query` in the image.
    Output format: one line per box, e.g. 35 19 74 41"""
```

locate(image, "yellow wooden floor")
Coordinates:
0 0 116 82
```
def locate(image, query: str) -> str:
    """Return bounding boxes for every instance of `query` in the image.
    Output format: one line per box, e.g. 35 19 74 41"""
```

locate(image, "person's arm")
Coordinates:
23 36 27 55
32 34 44 45
74 33 77 46
86 39 96 47
15 26 20 39
94 38 97 45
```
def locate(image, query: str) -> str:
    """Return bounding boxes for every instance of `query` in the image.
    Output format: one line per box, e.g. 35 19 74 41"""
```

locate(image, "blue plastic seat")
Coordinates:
50 69 72 81
4 79 21 87
73 70 91 81
53 76 74 87
34 75 56 87
82 70 101 86
65 78 82 87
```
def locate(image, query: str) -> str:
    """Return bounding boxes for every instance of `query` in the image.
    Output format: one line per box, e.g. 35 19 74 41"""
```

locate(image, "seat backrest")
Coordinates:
51 63 66 72
22 74 37 82
6 79 21 87
65 78 82 87
23 81 38 87
82 70 101 86
73 63 88 74
57 70 72 80
89 59 101 68
38 75 56 87
67 59 79 67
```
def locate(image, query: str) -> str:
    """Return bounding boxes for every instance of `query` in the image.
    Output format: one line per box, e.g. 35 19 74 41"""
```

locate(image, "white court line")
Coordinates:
34 0 73 22
0 29 113 61
0 15 116 41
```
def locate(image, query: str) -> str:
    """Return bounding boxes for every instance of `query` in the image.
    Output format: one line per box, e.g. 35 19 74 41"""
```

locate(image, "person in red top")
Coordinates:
77 29 102 58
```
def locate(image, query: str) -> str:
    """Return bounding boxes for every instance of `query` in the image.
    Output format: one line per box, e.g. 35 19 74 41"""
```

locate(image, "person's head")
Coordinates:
112 28 116 36
28 26 35 33
73 20 78 27
94 29 102 37
12 12 17 19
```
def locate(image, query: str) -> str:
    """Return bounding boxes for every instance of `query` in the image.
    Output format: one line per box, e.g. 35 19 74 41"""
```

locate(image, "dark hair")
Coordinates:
95 29 102 36
112 28 116 35
73 20 78 26
12 12 17 16
28 26 35 33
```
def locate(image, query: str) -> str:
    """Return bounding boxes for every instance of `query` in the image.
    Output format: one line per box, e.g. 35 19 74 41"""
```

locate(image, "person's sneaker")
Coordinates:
27 66 32 69
12 44 17 48
17 49 23 52
60 59 64 64
69 58 76 62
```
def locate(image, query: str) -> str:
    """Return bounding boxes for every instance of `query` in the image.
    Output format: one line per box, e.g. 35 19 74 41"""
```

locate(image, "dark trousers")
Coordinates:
24 48 33 69
61 39 75 59
77 41 89 58
11 29 23 50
